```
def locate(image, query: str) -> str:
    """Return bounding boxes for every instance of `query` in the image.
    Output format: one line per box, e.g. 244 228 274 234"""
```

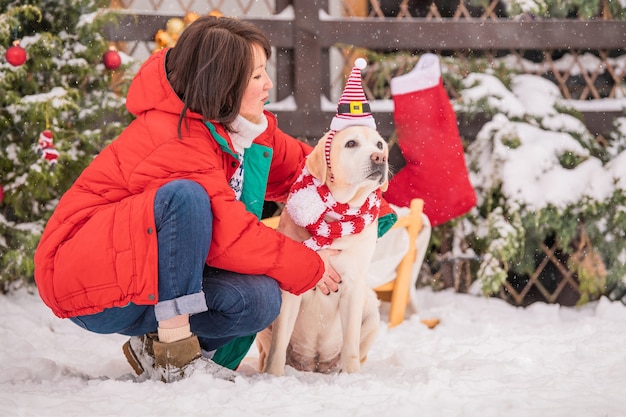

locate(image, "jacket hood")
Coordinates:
126 48 203 121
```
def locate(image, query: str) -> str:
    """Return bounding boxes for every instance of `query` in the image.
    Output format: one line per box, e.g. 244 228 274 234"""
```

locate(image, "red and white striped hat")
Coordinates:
324 58 377 181
330 58 377 131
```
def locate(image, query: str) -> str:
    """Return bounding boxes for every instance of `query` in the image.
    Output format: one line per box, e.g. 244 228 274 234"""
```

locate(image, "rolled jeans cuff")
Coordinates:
154 291 208 322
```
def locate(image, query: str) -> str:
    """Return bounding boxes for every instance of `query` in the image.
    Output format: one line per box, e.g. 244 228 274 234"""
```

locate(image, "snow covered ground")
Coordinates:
2 286 625 417
2 45 625 417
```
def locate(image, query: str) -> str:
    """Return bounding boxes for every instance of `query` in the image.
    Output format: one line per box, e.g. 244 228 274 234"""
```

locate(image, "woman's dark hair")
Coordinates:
166 15 272 135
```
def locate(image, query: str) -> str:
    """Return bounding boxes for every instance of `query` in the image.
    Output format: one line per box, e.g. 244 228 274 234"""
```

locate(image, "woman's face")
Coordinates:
239 44 273 124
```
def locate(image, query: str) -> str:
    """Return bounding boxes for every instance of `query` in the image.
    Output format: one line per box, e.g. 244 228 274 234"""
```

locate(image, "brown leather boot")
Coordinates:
152 335 202 382
122 333 158 377
124 333 236 382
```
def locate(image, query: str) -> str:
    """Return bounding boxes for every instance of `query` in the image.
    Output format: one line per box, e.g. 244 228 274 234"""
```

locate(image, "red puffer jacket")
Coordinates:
34 49 323 319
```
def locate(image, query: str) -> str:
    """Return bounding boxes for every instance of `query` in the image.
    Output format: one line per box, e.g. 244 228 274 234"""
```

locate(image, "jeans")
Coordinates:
70 180 281 352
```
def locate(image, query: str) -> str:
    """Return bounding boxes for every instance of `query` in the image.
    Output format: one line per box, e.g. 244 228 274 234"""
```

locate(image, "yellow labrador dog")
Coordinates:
257 125 390 375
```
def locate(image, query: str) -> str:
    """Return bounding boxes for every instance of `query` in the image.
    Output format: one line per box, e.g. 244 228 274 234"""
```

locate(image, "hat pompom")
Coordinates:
354 57 367 70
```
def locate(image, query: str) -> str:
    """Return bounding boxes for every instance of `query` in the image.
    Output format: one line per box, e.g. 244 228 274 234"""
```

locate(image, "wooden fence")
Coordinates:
106 0 626 143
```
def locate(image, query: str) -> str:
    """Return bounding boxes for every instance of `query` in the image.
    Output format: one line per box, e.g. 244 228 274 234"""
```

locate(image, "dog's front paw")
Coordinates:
264 360 286 377
339 356 361 374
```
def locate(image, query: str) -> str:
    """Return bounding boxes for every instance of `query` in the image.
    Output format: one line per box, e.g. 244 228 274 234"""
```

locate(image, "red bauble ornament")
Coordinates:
102 47 122 70
0 184 3 205
5 40 27 67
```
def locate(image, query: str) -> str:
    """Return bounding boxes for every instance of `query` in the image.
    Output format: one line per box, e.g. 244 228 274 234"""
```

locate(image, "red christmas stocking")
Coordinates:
384 53 476 227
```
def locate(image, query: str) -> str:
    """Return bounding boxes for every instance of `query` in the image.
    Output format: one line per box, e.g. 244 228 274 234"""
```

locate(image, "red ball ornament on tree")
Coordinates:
102 46 122 70
5 40 27 67
0 184 4 205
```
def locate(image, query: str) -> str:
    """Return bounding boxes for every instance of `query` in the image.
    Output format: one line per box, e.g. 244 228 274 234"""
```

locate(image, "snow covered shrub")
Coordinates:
451 71 626 304
501 0 625 19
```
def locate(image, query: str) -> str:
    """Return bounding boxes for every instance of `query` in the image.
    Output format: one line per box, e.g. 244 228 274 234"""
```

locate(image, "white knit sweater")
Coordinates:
228 115 268 200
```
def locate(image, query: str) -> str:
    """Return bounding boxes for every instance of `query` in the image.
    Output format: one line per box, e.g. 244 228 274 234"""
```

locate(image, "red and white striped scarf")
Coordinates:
286 167 382 251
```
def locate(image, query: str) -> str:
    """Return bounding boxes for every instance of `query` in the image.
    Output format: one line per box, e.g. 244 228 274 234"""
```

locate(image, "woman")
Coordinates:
34 16 342 383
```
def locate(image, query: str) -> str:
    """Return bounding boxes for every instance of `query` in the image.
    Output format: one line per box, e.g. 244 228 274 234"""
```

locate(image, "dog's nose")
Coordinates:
371 152 387 164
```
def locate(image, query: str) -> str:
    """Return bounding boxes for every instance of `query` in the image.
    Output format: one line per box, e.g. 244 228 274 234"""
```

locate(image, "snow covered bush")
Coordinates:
451 71 626 304
494 0 625 19
0 1 134 291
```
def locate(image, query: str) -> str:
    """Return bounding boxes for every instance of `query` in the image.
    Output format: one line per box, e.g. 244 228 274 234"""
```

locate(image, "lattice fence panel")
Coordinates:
499 240 582 307
362 0 611 19
332 1 625 102
334 47 626 106
109 0 277 63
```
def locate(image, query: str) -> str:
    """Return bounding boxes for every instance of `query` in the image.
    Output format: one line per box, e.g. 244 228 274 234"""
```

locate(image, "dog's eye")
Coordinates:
377 141 383 150
345 140 357 148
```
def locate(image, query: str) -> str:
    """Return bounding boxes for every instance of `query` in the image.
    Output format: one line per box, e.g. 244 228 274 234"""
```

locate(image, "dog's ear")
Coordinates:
305 133 329 183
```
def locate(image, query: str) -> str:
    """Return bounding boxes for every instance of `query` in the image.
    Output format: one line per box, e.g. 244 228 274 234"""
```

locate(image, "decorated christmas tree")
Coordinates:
1 0 134 291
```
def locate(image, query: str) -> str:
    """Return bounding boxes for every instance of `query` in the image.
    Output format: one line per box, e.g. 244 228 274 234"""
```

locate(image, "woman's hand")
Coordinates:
276 209 310 242
316 248 341 295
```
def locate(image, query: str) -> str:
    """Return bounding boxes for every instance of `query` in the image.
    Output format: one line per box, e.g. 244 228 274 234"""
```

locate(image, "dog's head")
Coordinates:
306 125 389 205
